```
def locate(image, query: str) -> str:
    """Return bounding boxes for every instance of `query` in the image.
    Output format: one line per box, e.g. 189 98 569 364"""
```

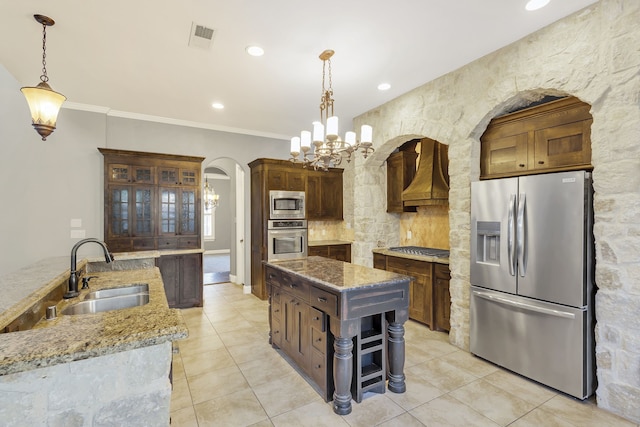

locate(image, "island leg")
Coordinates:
332 335 354 415
387 319 406 393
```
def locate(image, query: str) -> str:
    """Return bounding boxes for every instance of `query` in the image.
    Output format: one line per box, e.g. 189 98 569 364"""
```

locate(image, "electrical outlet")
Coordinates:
407 230 412 239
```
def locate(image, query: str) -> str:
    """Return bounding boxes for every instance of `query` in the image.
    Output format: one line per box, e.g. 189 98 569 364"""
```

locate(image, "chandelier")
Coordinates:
289 49 374 170
21 14 66 141
204 178 220 210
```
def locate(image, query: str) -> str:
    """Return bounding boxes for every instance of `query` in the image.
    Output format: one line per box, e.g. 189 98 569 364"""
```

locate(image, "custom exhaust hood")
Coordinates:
402 138 449 207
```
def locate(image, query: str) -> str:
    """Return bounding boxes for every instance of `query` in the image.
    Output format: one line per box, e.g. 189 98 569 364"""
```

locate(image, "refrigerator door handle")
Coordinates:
472 290 576 319
517 193 527 277
508 194 516 276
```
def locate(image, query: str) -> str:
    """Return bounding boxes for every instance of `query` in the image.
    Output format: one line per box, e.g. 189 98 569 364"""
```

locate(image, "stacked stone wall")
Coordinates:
347 0 640 422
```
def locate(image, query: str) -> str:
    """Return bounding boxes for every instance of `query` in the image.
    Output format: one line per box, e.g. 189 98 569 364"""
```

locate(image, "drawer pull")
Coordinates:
289 283 298 289
317 297 327 303
316 337 322 343
315 364 322 369
313 316 320 321
269 274 276 279
274 309 280 313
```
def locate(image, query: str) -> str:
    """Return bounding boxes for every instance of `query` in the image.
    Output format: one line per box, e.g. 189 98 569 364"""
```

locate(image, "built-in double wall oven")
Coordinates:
267 190 308 261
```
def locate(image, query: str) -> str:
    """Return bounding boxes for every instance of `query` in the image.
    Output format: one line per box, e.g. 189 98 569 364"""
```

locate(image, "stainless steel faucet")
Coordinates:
64 238 114 299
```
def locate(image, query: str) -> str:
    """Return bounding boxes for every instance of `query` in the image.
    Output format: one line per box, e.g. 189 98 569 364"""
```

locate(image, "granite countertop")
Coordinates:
0 259 187 376
372 247 450 265
266 256 410 292
308 240 352 247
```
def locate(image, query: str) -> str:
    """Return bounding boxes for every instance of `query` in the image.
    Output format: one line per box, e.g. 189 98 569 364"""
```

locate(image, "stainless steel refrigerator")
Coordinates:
470 170 595 399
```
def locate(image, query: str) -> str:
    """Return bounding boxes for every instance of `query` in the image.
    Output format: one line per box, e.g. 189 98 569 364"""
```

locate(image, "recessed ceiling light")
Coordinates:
212 102 224 110
377 83 391 91
525 0 550 11
246 45 264 57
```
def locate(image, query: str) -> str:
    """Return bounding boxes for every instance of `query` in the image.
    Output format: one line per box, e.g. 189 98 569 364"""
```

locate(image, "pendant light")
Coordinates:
290 49 374 170
21 14 66 141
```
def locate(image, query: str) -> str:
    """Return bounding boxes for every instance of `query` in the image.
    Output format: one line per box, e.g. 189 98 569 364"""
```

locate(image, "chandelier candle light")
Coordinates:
204 178 220 210
21 14 66 141
290 49 374 170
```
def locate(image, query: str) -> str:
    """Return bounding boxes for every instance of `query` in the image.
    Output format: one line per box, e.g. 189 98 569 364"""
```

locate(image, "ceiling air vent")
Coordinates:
188 22 215 49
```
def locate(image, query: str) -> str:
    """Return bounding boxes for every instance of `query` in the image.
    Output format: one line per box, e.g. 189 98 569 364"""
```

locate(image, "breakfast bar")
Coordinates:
265 256 410 415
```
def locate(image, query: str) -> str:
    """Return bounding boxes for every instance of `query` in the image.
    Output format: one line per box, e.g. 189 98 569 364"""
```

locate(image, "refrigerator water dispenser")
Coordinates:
476 221 500 265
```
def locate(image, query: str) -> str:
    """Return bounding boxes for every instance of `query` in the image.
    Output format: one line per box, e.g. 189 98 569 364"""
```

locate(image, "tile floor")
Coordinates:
170 283 636 427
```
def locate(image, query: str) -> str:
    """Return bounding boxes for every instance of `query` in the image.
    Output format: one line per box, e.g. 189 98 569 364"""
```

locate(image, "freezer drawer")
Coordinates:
470 287 594 399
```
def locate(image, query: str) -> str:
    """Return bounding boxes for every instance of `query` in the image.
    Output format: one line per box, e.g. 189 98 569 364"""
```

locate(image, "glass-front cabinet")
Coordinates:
99 148 204 252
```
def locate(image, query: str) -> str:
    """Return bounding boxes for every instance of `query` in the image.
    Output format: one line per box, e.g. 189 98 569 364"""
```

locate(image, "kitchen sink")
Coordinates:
84 283 149 300
62 294 150 315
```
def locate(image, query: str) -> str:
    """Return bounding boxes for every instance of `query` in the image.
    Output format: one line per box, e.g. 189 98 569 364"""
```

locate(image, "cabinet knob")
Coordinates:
316 337 322 343
289 283 298 289
313 316 320 321
317 297 327 303
538 161 545 165
519 164 525 167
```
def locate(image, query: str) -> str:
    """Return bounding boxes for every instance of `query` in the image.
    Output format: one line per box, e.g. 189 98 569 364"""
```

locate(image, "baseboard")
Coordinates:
229 274 237 284
243 284 251 295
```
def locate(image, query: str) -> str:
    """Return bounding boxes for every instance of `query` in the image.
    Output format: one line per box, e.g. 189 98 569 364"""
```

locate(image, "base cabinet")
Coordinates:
308 243 351 263
434 264 451 332
373 252 450 332
267 265 389 404
157 253 203 308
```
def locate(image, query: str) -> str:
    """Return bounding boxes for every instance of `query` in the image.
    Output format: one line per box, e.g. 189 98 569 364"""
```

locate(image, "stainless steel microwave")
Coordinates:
269 190 305 219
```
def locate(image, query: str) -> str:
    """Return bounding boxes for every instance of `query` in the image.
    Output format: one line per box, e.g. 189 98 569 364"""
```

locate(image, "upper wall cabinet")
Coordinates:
307 168 343 220
99 148 205 253
480 96 592 179
386 141 419 213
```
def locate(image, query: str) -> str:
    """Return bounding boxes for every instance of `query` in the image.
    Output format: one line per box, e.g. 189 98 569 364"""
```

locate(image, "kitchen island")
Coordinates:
265 256 410 415
0 254 187 426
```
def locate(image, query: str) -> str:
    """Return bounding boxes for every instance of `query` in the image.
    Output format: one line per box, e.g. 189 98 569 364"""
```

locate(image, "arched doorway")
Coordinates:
202 158 246 289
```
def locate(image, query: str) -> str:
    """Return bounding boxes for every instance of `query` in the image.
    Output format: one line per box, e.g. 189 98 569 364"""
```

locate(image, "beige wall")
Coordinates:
347 0 640 422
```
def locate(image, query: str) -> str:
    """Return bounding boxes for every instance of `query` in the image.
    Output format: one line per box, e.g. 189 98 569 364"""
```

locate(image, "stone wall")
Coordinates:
347 0 640 422
0 342 172 426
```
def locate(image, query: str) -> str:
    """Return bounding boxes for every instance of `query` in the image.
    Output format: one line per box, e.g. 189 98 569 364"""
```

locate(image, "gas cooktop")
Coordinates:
388 246 450 258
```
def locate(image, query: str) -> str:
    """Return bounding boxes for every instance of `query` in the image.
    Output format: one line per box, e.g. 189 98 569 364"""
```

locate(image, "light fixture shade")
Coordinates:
21 81 66 140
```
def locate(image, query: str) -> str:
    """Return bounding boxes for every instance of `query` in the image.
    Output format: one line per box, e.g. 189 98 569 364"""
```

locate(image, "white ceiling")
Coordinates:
0 0 598 141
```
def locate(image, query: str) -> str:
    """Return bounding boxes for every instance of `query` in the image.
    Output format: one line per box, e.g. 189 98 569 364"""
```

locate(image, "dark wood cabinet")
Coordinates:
434 264 451 332
100 148 205 308
267 168 306 191
480 96 592 179
386 256 433 327
249 158 344 300
374 251 451 331
386 149 418 213
100 148 204 252
157 253 203 308
308 243 351 262
307 169 343 220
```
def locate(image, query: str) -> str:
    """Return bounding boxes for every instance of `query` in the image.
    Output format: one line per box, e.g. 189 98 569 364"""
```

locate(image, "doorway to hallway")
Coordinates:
203 253 230 284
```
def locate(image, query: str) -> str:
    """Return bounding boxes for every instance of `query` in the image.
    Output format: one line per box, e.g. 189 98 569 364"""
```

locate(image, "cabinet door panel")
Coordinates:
321 174 343 219
180 189 197 235
159 188 178 235
534 120 592 170
108 187 130 237
158 255 179 308
180 253 203 306
133 187 154 236
480 132 529 177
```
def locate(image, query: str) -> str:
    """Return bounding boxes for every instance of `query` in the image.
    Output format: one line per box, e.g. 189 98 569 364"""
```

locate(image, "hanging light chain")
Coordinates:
40 21 49 83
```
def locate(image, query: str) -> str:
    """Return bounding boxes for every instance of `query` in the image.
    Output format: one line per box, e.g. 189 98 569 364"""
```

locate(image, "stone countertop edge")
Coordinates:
0 262 188 377
266 256 411 292
372 247 450 265
307 240 353 247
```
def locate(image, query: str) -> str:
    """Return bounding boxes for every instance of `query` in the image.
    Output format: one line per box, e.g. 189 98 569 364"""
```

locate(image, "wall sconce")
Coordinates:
21 14 66 141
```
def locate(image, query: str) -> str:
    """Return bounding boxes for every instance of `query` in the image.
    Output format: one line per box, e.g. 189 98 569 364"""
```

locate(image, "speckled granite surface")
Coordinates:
307 240 352 247
266 256 410 292
372 247 450 265
0 260 188 376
